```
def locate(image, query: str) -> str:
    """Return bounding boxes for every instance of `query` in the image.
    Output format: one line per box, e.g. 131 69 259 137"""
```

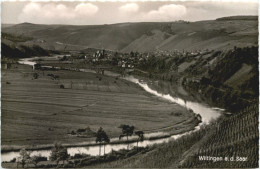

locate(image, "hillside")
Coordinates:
2 16 258 52
92 103 258 168
132 45 258 112
1 32 60 59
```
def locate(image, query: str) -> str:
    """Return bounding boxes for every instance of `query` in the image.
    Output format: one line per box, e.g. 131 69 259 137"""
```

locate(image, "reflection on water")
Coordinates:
1 58 222 162
124 76 221 124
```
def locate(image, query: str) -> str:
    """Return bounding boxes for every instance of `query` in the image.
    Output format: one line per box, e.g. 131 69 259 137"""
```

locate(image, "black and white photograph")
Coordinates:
1 0 259 168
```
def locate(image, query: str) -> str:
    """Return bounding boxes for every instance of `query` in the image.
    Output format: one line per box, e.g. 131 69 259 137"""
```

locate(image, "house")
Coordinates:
92 53 99 62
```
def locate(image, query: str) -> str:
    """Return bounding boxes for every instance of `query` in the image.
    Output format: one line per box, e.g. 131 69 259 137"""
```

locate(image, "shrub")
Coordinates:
31 155 47 167
170 112 182 116
72 153 90 159
77 128 86 133
9 158 16 163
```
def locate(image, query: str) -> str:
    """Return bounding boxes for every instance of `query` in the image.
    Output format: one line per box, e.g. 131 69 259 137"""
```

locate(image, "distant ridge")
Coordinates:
216 15 258 21
2 16 258 52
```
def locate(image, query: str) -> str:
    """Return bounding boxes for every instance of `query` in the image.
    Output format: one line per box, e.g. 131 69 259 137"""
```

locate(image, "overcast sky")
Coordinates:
2 1 259 25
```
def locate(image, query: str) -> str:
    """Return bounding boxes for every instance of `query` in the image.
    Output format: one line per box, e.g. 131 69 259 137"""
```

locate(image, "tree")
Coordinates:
119 124 135 150
17 148 31 168
135 130 144 148
103 132 110 156
50 142 69 168
96 127 103 156
96 127 110 156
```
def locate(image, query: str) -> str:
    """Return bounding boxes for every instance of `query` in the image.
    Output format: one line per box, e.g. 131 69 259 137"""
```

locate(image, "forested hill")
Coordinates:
1 32 57 59
134 45 258 112
2 15 258 52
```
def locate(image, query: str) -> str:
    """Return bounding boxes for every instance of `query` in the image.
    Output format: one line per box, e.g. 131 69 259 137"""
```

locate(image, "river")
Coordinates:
1 57 223 162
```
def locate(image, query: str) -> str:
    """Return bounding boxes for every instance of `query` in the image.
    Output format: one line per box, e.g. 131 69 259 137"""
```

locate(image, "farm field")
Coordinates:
1 64 196 150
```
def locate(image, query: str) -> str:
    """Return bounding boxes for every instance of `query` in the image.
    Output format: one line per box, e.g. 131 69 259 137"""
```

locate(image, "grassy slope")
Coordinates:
123 19 257 52
224 63 253 87
2 22 161 51
1 64 196 148
2 16 258 52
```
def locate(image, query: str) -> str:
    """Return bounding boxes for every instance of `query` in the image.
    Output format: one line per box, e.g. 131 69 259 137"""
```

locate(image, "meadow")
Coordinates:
1 64 196 151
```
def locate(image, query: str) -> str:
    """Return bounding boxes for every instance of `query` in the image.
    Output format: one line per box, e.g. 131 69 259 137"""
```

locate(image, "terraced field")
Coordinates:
1 64 196 149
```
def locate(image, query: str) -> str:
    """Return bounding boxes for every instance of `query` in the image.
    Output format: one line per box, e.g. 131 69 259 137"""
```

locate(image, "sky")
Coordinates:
2 1 259 25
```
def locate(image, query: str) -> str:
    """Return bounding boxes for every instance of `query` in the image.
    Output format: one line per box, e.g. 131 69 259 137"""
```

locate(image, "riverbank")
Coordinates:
2 146 153 168
1 121 198 154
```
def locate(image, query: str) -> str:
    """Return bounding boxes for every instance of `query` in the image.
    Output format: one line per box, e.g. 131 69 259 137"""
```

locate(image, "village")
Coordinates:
39 48 212 74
